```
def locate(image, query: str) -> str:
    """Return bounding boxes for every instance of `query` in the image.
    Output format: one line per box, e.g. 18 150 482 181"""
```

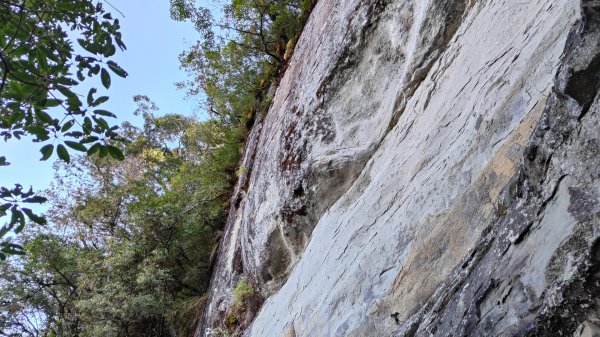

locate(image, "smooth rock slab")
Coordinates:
198 0 600 336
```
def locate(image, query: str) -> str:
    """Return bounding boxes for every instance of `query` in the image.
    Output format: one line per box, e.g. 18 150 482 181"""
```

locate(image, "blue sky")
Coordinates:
0 0 200 192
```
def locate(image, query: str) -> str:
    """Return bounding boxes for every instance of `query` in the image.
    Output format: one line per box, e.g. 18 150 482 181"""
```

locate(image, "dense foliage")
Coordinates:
171 0 315 127
1 101 240 336
1 0 316 336
0 0 127 256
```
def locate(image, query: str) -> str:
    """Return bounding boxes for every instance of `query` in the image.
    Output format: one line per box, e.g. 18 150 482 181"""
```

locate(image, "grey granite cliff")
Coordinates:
197 1 600 336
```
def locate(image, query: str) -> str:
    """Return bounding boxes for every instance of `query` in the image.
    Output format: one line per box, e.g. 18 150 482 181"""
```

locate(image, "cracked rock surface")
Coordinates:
196 0 600 336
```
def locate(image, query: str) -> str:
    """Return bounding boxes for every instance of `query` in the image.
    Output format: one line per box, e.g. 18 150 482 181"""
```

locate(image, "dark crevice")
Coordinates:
565 53 600 119
293 184 305 198
512 220 534 245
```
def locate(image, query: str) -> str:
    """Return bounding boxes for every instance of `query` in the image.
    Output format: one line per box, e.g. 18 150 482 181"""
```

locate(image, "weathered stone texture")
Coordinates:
197 0 600 336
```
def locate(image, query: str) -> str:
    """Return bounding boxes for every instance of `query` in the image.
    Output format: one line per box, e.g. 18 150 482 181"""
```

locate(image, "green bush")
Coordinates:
232 278 255 302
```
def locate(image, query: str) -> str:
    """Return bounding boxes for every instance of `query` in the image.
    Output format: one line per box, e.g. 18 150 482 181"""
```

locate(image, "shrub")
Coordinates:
232 278 255 302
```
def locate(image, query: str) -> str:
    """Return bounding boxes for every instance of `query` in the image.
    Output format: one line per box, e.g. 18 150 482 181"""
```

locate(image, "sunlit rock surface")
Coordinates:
197 0 600 336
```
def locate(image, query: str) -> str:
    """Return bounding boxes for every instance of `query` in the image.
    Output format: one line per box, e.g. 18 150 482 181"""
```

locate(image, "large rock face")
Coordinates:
197 0 600 336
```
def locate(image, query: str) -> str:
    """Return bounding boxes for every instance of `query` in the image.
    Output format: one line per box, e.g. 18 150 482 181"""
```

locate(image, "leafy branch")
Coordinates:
0 0 129 253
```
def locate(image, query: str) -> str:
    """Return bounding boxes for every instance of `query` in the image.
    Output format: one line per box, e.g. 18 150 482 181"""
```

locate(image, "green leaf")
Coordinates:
65 131 84 138
94 117 109 129
87 87 97 106
10 69 39 84
44 99 62 108
81 136 99 144
40 44 59 62
22 187 33 198
34 109 53 124
116 37 127 50
65 140 87 152
106 145 125 160
9 208 25 231
40 144 54 161
99 145 109 158
1 242 25 255
27 125 50 140
57 2 78 11
1 245 25 255
104 43 116 57
22 196 47 203
8 111 25 124
22 208 47 226
0 156 9 166
55 77 79 86
78 39 99 54
101 68 111 89
15 219 25 234
58 86 78 100
57 144 71 163
83 117 93 133
92 96 109 107
93 109 116 118
9 208 18 228
0 203 11 214
87 143 101 156
106 61 128 78
62 120 75 132
36 49 49 72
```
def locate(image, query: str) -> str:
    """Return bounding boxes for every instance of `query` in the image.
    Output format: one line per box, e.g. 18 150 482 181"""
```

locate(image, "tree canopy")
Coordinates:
1 100 241 336
0 0 127 257
171 0 315 126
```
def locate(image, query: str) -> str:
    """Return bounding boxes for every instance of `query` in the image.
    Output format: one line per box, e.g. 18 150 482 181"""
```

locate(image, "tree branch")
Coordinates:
2 0 27 53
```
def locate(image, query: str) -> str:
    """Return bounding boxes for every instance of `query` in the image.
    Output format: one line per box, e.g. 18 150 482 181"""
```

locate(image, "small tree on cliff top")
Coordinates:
170 0 314 126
